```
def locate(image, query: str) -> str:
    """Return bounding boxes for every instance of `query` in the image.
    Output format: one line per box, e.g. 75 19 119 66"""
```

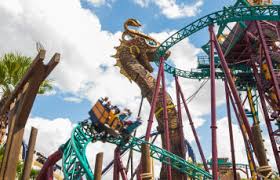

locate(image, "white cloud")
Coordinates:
63 96 83 103
86 0 114 7
134 0 150 7
24 117 75 156
134 0 204 19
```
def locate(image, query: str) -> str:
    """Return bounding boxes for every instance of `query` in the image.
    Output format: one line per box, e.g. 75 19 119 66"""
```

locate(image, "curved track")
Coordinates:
154 5 280 78
61 122 212 180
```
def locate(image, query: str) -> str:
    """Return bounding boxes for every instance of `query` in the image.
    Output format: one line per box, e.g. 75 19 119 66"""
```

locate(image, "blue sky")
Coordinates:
1 0 279 177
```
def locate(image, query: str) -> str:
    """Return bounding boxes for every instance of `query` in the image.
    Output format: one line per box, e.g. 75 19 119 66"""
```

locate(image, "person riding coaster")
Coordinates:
89 97 142 136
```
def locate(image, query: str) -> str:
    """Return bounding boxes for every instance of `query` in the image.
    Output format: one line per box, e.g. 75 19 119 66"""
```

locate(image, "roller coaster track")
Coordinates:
154 5 280 79
61 122 212 180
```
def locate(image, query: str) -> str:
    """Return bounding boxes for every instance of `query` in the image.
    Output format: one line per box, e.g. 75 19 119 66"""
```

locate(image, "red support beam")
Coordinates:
114 148 120 180
161 59 172 180
256 21 280 103
225 80 237 180
209 25 218 180
175 77 209 172
225 82 257 177
209 25 255 153
174 76 186 161
36 149 62 180
145 57 164 141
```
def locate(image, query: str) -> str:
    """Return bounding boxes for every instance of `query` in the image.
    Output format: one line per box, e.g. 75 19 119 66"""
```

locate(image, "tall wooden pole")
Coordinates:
22 127 38 180
94 152 104 180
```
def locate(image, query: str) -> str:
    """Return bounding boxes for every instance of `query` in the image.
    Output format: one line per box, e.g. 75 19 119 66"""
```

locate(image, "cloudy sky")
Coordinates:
0 0 279 179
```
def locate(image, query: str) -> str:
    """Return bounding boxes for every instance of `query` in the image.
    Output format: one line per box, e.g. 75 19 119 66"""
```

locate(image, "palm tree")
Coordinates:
0 52 53 103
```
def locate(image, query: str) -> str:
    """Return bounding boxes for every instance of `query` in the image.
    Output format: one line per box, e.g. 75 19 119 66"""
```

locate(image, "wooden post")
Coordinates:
94 152 104 180
141 144 152 180
0 51 59 180
22 127 38 180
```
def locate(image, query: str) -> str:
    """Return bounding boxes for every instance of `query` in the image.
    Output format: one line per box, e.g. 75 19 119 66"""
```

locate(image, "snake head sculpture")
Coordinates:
113 18 170 81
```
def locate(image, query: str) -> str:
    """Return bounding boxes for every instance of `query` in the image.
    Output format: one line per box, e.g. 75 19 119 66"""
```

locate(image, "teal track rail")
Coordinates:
61 122 212 180
154 5 280 79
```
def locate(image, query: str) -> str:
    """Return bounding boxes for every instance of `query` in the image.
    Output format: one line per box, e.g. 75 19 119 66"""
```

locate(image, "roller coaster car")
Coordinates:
89 100 124 137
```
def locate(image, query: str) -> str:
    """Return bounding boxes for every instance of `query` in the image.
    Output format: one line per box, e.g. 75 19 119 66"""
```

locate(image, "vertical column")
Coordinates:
175 76 186 158
161 58 172 180
224 81 237 180
176 77 209 172
114 148 120 180
209 25 218 180
94 152 104 180
141 144 152 180
209 25 255 152
22 127 38 180
252 63 280 173
226 83 257 178
142 57 164 179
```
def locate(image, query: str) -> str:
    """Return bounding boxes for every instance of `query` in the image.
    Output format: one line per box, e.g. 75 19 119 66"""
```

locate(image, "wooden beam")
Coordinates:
94 152 104 180
21 127 38 180
2 63 45 180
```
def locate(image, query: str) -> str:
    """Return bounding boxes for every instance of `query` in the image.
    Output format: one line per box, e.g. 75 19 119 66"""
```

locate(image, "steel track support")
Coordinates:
225 82 257 178
224 80 237 180
37 149 63 180
209 25 218 180
209 24 257 154
161 58 172 180
114 148 120 180
115 148 128 180
145 57 164 140
174 76 186 161
175 77 209 172
251 63 280 173
141 57 165 180
256 21 280 104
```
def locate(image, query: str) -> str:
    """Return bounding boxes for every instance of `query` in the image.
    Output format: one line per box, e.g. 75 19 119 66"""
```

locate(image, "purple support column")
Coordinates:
161 59 172 180
251 63 280 173
209 25 255 149
226 83 257 177
114 148 120 180
256 21 280 102
209 25 218 180
145 57 164 141
176 75 209 172
224 80 237 180
175 76 186 160
115 148 128 180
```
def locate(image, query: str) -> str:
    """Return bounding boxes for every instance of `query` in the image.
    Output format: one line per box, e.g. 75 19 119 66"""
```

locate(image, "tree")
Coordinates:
0 52 53 103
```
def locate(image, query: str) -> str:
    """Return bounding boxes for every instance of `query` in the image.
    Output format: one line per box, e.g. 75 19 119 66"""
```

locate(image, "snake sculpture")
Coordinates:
113 18 187 179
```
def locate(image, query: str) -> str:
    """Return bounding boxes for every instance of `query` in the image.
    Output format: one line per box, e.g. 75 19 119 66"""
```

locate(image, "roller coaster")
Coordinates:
37 0 280 179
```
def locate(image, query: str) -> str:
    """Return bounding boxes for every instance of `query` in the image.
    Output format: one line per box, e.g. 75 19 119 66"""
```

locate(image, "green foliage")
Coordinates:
0 52 53 100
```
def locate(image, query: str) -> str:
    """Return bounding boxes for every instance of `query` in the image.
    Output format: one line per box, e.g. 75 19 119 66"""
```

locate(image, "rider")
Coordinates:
122 117 142 134
118 108 131 121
